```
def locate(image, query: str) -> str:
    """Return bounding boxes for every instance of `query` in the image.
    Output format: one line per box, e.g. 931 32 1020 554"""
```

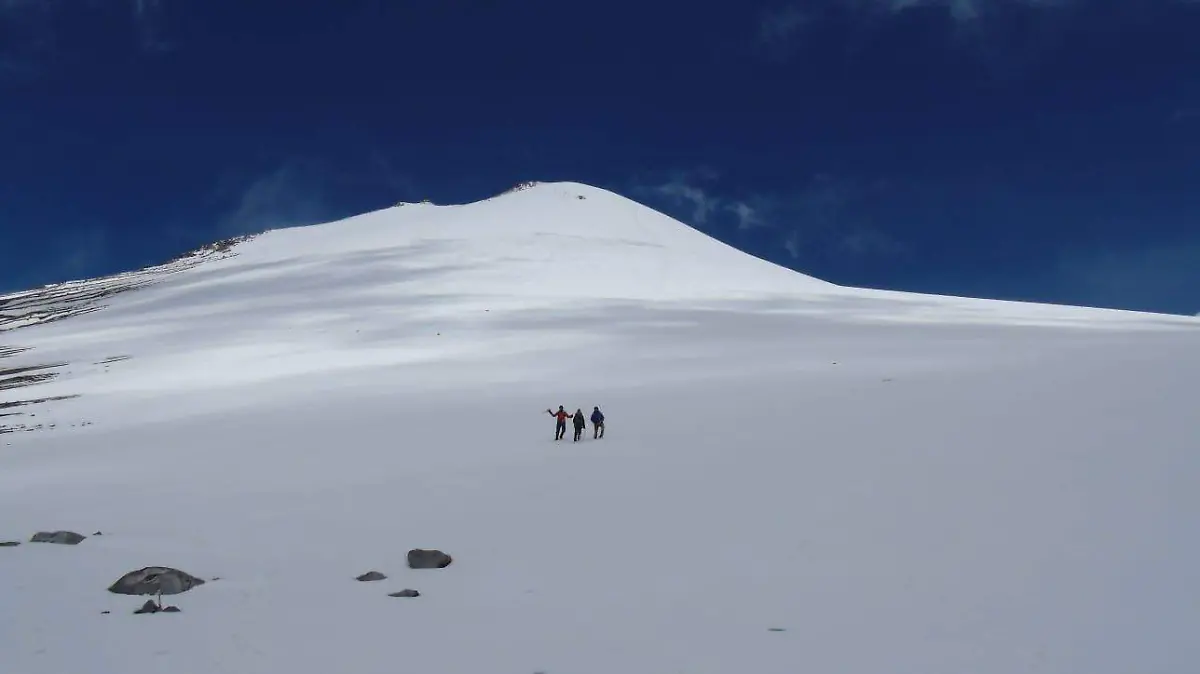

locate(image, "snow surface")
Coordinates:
1 181 1198 674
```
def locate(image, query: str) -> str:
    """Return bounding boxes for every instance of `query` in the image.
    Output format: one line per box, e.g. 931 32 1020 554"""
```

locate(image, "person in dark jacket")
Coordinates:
572 408 586 442
590 406 605 439
547 405 569 440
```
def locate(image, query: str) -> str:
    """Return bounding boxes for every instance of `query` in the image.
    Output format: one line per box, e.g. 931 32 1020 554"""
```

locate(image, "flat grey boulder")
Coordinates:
30 531 86 545
389 589 420 598
108 567 206 596
356 571 387 582
0 541 20 547
407 549 452 569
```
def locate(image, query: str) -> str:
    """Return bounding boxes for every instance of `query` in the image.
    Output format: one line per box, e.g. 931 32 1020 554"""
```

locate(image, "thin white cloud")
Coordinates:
883 0 1069 22
217 161 333 237
784 230 803 259
130 0 173 52
755 0 1199 62
209 153 420 241
1170 108 1200 123
59 226 110 280
0 0 55 80
0 0 174 75
1057 241 1200 315
758 5 811 58
653 180 721 226
0 0 40 11
727 201 764 230
634 170 905 263
12 225 114 288
638 168 726 227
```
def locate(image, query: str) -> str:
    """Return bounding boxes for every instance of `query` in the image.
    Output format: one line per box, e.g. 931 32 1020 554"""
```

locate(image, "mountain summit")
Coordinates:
215 180 837 301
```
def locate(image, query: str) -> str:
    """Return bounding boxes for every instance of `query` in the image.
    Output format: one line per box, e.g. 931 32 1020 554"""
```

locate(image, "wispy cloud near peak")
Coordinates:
215 161 333 238
632 169 906 269
635 169 768 232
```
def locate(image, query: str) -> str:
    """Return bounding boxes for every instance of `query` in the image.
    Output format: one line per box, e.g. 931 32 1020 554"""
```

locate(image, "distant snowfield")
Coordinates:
1 182 1197 674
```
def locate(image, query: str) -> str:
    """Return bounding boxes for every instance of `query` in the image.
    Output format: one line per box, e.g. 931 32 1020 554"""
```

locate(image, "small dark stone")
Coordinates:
100 610 111 615
134 600 161 615
356 571 387 582
407 549 452 569
768 628 787 632
92 531 103 536
30 530 86 545
388 589 420 598
162 606 182 613
0 541 20 547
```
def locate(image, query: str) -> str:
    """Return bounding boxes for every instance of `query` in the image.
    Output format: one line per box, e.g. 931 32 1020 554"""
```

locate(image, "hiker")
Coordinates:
547 405 569 440
590 406 605 439
572 408 586 442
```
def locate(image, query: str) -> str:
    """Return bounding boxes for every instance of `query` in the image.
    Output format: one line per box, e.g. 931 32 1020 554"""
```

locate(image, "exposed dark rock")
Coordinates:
30 530 86 545
101 610 111 615
132 600 179 614
356 571 387 582
2 397 80 435
108 567 206 596
0 541 19 547
92 531 103 536
0 362 67 391
503 181 541 194
388 589 420 598
407 549 452 569
134 600 160 615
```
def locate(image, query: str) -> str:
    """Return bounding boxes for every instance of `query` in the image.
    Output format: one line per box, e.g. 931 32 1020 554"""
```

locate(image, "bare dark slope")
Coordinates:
0 236 256 435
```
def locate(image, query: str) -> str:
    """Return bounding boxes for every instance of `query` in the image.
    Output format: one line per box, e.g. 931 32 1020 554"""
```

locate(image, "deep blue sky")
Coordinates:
3 0 1199 314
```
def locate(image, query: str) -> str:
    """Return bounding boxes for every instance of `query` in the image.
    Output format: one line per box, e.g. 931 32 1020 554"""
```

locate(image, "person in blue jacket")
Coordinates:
590 406 605 439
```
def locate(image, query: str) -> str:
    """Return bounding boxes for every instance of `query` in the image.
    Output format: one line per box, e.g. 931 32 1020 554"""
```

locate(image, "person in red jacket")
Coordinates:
547 405 570 440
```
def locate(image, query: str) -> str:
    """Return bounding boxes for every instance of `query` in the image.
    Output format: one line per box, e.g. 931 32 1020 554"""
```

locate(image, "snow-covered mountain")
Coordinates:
1 181 1197 674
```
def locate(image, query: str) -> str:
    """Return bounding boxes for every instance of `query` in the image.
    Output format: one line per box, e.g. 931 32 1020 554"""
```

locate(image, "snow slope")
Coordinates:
1 181 1197 674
